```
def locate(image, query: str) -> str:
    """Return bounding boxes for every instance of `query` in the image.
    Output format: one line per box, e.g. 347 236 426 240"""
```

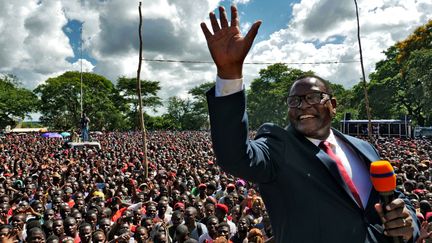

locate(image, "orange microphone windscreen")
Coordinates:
370 160 396 192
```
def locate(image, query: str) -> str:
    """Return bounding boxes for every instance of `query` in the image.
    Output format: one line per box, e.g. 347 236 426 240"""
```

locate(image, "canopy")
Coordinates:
41 132 63 138
60 132 71 137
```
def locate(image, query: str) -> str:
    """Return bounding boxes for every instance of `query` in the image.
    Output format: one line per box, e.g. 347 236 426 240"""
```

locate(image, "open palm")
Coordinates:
201 5 261 79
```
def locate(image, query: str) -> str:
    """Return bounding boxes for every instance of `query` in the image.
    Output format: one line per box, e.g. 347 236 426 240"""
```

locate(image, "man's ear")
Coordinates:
330 98 337 108
330 98 337 117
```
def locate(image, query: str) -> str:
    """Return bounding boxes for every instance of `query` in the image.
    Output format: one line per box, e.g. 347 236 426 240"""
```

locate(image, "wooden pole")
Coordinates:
136 2 148 178
354 0 373 142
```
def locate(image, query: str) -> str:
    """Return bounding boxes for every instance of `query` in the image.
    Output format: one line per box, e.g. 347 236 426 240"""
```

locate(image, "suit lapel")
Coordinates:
316 146 361 207
288 126 362 208
289 126 375 209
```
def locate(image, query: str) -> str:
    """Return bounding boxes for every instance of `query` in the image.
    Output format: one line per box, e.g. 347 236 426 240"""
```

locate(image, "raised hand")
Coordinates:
200 5 261 79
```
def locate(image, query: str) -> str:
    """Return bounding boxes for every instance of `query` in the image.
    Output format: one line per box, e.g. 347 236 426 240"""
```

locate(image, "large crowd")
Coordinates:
0 131 431 242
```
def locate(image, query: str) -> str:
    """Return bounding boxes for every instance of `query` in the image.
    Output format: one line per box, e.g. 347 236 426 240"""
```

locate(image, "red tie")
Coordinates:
319 141 363 208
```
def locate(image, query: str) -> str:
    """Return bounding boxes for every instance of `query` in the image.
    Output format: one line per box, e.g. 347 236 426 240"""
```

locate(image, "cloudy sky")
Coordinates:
1 0 431 114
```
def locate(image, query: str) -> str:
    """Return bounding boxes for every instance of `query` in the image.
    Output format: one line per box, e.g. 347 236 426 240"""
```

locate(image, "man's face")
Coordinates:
28 231 46 243
171 213 183 226
237 218 250 232
217 225 230 240
25 184 36 196
98 219 111 233
0 203 10 216
288 77 336 140
64 218 77 237
184 208 196 223
86 213 98 227
53 220 64 236
0 228 11 241
207 218 219 235
134 228 148 242
146 206 157 218
52 197 62 211
92 232 106 243
12 214 26 230
32 203 44 214
79 225 92 243
157 201 167 214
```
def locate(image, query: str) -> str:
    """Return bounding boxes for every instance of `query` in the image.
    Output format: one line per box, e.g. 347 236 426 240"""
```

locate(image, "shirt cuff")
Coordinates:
215 75 244 97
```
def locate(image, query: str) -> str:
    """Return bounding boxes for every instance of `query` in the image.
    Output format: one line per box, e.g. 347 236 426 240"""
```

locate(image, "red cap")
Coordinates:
198 183 207 189
370 160 396 192
174 202 185 210
426 212 432 221
227 183 236 189
216 203 229 214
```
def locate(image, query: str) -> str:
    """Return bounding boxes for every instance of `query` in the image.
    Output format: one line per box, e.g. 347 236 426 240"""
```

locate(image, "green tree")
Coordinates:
366 20 432 126
166 96 206 130
142 113 178 130
116 77 162 129
403 49 432 125
34 71 127 131
329 83 356 128
247 63 312 129
188 82 214 128
0 75 38 129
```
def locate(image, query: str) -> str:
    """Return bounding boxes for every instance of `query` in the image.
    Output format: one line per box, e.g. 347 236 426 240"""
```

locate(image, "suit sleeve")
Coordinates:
206 87 282 183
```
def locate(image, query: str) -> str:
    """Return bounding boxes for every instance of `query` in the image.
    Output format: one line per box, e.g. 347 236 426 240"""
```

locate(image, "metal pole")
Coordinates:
136 2 148 179
343 112 346 134
80 26 83 118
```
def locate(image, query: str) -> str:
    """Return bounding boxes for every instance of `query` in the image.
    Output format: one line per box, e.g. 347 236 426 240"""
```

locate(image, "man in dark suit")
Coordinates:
200 5 420 243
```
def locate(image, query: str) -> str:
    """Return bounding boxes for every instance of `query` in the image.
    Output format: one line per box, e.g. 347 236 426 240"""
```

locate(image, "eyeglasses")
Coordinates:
287 92 331 108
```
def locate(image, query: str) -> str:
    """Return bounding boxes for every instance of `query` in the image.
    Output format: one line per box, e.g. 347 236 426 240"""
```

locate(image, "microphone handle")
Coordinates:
380 191 404 243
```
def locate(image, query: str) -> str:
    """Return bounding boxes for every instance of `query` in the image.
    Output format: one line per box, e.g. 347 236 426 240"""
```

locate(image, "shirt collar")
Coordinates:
306 129 337 147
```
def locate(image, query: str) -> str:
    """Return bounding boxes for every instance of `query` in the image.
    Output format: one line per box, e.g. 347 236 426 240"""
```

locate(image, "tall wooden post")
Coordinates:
354 0 373 142
136 2 148 178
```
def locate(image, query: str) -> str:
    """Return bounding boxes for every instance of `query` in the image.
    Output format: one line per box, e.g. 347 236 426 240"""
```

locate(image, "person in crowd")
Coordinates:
80 113 90 142
214 204 236 237
168 210 184 240
1 120 431 242
78 223 92 243
27 227 46 243
183 207 208 241
198 215 219 243
63 217 79 242
91 230 107 243
230 217 250 243
132 226 148 243
216 223 231 242
247 228 264 243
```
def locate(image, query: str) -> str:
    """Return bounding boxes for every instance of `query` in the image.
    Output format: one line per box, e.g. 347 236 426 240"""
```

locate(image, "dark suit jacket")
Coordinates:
206 88 419 243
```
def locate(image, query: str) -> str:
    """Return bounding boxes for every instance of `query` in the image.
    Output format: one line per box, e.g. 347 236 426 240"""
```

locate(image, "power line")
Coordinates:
142 58 359 65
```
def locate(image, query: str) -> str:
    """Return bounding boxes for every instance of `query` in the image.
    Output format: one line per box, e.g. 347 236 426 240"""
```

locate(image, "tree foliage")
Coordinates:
366 20 432 126
0 75 38 129
247 63 312 128
34 71 127 131
165 96 207 130
116 77 162 129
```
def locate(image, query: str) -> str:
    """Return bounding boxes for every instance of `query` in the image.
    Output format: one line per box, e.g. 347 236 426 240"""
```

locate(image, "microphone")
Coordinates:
370 160 403 243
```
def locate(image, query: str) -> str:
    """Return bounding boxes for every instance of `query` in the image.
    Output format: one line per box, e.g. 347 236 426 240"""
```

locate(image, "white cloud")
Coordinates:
1 0 431 118
250 0 432 87
0 0 73 88
233 0 251 5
